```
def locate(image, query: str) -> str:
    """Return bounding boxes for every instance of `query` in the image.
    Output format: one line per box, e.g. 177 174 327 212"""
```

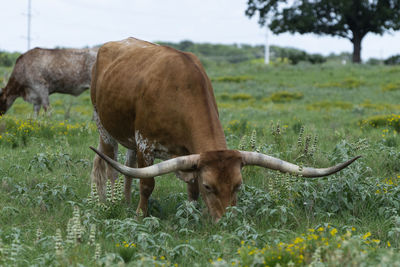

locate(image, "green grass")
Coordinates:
0 62 400 266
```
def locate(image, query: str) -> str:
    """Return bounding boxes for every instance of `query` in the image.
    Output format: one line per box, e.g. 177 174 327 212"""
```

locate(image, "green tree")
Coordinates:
245 0 400 63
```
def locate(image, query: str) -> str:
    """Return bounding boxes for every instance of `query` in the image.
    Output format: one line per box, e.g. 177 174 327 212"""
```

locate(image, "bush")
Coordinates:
267 91 303 103
367 58 383 65
315 77 365 89
270 46 326 65
359 114 400 131
384 54 400 65
157 41 264 64
211 75 253 83
0 51 20 67
307 101 353 111
382 82 400 92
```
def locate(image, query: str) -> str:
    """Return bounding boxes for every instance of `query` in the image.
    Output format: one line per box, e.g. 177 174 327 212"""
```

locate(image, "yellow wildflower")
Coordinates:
294 237 304 244
362 232 371 240
330 228 338 236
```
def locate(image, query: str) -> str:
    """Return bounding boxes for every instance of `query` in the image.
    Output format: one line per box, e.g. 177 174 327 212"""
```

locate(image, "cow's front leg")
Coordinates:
136 152 154 216
176 171 199 201
124 149 137 205
187 177 200 201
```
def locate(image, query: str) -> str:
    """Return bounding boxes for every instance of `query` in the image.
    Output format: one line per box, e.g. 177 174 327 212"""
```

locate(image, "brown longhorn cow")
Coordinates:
90 37 360 221
0 47 97 115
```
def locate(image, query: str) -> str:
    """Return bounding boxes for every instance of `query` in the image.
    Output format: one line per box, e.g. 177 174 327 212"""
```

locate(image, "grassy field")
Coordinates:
0 60 399 266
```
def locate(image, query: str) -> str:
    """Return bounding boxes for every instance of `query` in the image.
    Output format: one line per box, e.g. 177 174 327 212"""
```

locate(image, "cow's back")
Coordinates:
91 37 226 154
12 48 95 95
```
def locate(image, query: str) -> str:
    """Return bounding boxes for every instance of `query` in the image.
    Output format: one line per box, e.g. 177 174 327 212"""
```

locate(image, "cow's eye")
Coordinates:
203 184 212 192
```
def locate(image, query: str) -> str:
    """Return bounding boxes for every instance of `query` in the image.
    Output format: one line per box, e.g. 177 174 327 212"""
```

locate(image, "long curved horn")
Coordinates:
90 146 200 178
240 151 361 178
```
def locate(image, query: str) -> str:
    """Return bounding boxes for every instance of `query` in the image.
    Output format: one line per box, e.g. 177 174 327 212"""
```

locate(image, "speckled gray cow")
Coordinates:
0 47 97 115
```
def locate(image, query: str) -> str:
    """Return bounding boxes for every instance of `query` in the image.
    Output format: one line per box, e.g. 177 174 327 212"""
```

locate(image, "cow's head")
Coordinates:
90 147 360 221
196 150 243 219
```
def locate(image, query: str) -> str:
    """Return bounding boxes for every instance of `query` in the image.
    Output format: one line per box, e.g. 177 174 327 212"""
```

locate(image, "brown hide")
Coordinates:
91 38 227 154
0 47 97 115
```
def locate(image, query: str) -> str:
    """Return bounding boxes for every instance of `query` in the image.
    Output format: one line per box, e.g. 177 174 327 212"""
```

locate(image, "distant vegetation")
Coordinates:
157 40 264 64
0 51 20 67
1 43 399 68
158 41 400 66
158 40 328 65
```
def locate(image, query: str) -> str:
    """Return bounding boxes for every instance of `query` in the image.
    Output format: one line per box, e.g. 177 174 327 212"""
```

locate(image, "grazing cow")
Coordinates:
90 37 360 221
0 47 98 115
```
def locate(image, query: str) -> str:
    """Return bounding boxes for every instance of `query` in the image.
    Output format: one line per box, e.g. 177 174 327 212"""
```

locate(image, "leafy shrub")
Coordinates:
226 119 250 135
357 100 397 110
267 91 304 103
211 75 253 83
359 114 400 131
366 58 383 65
5 181 77 211
307 54 326 64
270 57 291 66
0 51 20 67
384 54 400 65
158 41 264 63
315 77 365 89
307 101 353 110
270 46 326 65
382 82 400 92
217 92 254 103
231 93 253 101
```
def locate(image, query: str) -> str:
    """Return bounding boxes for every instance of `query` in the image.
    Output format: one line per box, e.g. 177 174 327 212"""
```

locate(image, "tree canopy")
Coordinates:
246 0 400 63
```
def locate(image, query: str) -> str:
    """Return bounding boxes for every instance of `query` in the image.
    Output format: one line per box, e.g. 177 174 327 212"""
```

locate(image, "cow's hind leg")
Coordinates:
91 136 118 201
33 104 41 116
136 152 155 216
124 149 137 205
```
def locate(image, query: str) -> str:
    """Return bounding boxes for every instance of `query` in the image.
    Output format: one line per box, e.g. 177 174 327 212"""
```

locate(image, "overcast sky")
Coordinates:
2 0 400 60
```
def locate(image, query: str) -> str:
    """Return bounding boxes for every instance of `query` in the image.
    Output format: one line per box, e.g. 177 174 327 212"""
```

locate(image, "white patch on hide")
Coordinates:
93 110 116 146
135 130 155 165
134 130 172 164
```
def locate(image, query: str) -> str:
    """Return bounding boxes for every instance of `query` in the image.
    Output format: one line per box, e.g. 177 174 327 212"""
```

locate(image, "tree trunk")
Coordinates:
352 35 362 63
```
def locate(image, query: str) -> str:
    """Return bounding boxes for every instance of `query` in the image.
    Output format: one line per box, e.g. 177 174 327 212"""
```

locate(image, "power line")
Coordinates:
27 0 32 50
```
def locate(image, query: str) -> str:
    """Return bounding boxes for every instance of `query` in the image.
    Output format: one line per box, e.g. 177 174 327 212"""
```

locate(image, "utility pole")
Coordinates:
264 27 269 65
27 0 32 50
